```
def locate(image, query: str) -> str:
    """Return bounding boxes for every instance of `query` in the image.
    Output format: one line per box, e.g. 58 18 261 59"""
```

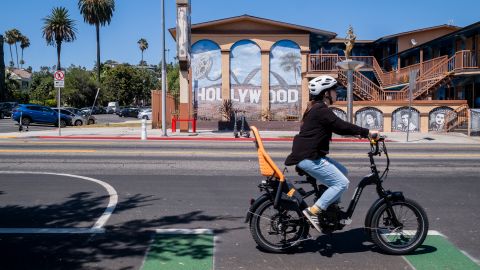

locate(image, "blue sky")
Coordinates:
1 0 479 71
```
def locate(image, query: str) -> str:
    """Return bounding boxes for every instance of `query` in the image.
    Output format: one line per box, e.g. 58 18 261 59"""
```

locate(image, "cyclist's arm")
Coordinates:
321 108 369 138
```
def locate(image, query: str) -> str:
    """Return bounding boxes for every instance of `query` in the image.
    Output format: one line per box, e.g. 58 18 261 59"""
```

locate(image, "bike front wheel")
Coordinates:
250 200 309 253
370 198 428 255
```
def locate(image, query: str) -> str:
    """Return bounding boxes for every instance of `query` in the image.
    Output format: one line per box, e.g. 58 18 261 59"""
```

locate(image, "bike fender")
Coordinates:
364 191 405 229
245 194 271 223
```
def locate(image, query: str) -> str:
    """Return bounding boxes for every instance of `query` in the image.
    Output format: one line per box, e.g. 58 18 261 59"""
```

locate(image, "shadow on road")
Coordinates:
0 193 243 270
275 228 436 258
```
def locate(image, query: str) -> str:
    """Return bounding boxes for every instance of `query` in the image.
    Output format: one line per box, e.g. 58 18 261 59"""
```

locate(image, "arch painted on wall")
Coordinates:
229 39 262 120
428 106 455 131
391 106 421 132
355 107 384 131
191 39 223 120
269 40 302 120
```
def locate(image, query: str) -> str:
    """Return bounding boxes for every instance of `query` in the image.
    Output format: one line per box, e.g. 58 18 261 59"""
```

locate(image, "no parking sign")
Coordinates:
54 70 65 88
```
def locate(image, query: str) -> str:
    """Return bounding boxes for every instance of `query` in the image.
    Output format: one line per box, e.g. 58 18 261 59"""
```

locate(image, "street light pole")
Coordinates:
346 69 354 123
336 60 364 123
161 0 167 136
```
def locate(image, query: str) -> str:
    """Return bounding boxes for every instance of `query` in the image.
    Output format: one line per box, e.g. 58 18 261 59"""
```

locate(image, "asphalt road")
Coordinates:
0 139 479 269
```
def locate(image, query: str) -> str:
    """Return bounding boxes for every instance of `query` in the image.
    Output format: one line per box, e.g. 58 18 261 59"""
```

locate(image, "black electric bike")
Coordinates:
246 131 429 254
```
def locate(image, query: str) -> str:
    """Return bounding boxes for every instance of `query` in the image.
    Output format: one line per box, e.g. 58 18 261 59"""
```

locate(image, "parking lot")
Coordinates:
0 114 139 134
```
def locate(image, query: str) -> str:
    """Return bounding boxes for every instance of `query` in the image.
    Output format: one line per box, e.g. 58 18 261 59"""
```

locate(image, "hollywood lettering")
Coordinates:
195 87 298 104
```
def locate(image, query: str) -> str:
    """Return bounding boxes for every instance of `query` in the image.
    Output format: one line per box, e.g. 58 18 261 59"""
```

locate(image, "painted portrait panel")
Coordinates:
331 107 347 121
428 107 455 132
355 107 384 131
392 107 420 132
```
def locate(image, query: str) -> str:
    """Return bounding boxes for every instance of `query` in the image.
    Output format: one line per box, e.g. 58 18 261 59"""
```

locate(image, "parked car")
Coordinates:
118 107 139 118
62 107 96 125
107 101 120 114
137 108 152 120
12 104 72 127
80 106 106 115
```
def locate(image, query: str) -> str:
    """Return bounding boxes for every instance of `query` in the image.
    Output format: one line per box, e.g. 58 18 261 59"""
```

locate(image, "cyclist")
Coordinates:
285 75 377 232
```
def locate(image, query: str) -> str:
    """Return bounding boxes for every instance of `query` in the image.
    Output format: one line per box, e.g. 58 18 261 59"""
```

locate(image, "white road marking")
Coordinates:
0 171 118 234
155 228 213 234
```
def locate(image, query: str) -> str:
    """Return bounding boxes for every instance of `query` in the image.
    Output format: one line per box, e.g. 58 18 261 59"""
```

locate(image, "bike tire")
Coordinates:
369 198 428 255
249 199 309 253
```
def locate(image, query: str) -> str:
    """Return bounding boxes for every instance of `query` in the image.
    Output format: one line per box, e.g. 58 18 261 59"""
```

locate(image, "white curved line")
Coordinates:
0 171 118 232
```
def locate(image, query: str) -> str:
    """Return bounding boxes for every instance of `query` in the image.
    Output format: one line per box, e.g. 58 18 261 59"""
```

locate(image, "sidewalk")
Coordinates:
1 123 479 144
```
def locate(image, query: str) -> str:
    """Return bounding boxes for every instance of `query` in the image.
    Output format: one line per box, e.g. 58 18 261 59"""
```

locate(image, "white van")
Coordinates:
107 101 120 114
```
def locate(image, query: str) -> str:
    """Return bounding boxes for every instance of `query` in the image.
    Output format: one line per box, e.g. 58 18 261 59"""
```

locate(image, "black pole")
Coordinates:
0 35 5 102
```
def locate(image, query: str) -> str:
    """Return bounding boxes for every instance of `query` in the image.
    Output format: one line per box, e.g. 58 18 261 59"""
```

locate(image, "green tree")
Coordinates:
137 38 148 66
103 65 155 106
29 71 55 105
78 0 115 83
63 66 99 108
166 63 180 103
42 7 77 71
20 35 30 69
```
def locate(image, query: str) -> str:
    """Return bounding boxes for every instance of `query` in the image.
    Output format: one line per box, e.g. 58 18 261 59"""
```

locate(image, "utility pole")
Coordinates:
161 0 167 136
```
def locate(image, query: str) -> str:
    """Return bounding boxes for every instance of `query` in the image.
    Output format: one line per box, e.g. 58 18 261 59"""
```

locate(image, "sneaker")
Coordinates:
303 208 321 232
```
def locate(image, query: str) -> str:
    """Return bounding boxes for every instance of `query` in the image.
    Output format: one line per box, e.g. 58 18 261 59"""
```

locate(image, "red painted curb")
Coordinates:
37 136 377 142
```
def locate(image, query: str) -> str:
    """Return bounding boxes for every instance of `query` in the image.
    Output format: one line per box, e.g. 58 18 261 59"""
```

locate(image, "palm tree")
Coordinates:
137 38 148 66
20 35 30 69
4 30 16 67
280 52 301 91
78 0 115 82
42 7 77 70
10 29 22 68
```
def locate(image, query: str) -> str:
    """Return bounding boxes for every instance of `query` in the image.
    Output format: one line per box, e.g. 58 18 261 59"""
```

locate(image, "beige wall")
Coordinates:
192 32 310 120
398 28 458 53
332 100 466 132
192 34 309 52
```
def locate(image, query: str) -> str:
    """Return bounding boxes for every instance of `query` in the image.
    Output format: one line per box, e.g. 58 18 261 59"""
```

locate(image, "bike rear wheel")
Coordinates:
370 198 428 255
250 200 309 253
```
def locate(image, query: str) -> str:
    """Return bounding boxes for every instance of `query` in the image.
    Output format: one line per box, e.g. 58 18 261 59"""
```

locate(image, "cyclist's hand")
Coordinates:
369 130 380 142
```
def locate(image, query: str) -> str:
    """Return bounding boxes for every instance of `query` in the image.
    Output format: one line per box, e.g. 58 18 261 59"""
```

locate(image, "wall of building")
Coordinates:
332 100 467 132
397 28 458 53
191 33 310 120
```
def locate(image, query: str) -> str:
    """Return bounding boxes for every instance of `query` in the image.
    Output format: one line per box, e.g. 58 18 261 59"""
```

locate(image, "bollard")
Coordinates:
141 118 147 140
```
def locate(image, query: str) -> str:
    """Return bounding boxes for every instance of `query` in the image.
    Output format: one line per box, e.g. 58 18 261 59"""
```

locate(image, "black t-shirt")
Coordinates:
285 102 369 166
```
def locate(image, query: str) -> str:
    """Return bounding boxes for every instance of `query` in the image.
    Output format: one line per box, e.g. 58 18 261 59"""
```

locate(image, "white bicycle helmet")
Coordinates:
308 75 337 96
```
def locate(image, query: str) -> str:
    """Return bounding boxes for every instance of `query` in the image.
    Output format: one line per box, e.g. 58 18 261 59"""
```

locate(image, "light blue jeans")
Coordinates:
297 156 349 210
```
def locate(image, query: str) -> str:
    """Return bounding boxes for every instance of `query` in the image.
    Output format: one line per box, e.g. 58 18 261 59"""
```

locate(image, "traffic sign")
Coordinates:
54 70 65 88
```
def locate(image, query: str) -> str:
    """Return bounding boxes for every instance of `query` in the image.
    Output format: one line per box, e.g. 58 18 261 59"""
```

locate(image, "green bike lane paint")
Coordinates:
141 229 214 270
404 231 480 270
140 229 479 270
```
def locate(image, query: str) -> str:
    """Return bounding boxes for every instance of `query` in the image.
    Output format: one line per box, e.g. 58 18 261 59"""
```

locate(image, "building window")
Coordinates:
191 40 222 120
230 40 262 120
269 40 301 120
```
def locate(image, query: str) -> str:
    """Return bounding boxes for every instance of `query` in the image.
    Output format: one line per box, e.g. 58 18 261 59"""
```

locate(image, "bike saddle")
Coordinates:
295 166 306 176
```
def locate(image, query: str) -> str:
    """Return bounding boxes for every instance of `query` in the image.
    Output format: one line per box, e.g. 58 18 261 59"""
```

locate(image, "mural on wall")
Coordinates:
471 109 480 136
230 40 262 120
191 40 222 120
355 107 384 131
331 107 347 121
269 40 301 120
392 107 420 132
429 106 455 131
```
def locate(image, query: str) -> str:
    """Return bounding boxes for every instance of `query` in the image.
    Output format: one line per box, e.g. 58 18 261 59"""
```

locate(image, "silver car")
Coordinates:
137 108 152 120
54 108 96 126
